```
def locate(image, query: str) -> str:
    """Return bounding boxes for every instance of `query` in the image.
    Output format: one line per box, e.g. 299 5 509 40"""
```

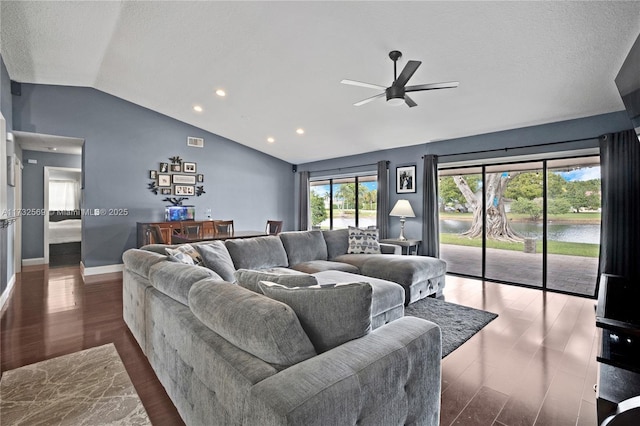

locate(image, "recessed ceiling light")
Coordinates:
215 89 226 97
267 137 275 143
296 128 305 135
47 147 57 151
193 105 203 112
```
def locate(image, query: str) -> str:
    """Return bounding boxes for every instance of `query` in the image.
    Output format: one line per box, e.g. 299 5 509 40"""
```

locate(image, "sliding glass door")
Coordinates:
438 156 601 297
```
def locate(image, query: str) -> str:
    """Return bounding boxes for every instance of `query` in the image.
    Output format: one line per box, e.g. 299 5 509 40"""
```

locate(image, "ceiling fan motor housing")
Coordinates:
386 85 405 102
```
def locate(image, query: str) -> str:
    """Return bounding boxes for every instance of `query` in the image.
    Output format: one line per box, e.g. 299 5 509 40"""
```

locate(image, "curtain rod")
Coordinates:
309 162 384 175
425 136 599 159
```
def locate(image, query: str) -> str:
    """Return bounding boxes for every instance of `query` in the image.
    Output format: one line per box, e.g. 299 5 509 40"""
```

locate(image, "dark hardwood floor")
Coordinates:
0 265 184 425
1 266 598 425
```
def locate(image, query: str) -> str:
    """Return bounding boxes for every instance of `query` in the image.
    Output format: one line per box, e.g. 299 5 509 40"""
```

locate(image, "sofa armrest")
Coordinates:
244 316 441 426
380 242 402 255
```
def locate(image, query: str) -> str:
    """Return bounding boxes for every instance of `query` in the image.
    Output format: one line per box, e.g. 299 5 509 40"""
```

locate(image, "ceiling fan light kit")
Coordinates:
341 50 459 108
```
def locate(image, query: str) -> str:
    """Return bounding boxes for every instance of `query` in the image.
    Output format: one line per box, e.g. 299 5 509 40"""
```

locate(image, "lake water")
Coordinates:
440 219 600 244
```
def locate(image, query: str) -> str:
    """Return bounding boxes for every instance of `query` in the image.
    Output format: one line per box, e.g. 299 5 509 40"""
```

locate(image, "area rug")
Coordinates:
0 343 150 425
405 297 498 358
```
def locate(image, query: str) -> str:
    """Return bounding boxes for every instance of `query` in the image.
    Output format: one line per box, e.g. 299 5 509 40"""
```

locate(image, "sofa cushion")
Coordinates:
122 249 166 277
189 279 317 369
196 241 236 282
288 260 360 274
322 229 350 260
225 236 289 270
149 261 222 306
279 231 328 265
166 244 203 266
347 226 381 254
234 269 318 294
258 281 372 353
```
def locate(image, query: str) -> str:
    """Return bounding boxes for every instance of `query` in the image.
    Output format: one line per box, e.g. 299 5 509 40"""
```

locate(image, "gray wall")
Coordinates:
21 150 81 259
297 111 634 240
12 84 295 268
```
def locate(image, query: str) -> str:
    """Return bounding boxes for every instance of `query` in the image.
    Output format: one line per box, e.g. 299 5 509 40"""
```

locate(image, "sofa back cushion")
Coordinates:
123 249 166 277
149 261 222 306
225 236 289 270
235 269 318 294
323 229 350 259
258 281 372 353
279 231 328 265
189 279 317 369
195 241 237 282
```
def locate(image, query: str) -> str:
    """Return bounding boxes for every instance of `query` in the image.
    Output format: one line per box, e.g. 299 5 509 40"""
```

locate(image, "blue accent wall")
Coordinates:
13 84 295 268
298 111 634 240
21 150 81 259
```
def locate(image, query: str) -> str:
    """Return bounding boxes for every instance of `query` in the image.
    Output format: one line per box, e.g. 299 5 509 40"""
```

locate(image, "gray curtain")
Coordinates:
299 171 310 231
422 155 440 257
376 161 389 238
598 130 640 279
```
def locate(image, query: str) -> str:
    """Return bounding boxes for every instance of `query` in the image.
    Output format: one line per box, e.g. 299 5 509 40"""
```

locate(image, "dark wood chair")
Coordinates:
150 225 166 244
265 220 283 235
180 221 203 239
213 220 234 235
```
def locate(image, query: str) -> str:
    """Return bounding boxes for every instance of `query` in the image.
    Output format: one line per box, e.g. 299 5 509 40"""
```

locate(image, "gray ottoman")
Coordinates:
312 270 405 329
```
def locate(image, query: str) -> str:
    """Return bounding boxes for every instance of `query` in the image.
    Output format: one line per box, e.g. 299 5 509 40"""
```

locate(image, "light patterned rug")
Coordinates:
0 343 151 425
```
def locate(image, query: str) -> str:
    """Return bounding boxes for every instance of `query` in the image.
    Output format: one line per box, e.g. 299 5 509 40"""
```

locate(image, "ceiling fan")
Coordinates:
341 50 459 108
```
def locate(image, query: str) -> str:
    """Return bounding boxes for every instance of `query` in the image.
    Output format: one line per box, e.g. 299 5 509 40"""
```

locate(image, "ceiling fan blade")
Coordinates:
393 60 421 88
353 92 385 106
404 95 417 108
341 79 386 91
405 81 459 92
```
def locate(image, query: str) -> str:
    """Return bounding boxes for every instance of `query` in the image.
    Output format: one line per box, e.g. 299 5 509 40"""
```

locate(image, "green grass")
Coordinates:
439 211 600 223
440 233 599 257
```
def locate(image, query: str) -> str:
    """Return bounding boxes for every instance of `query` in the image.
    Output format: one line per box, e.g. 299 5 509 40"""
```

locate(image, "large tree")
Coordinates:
453 173 523 242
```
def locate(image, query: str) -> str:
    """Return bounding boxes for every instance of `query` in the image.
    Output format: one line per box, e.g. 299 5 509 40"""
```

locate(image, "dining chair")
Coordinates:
265 220 283 235
181 221 203 239
213 220 234 235
150 225 166 244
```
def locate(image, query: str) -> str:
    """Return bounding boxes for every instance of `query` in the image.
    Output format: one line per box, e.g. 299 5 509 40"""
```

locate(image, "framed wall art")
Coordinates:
396 165 416 193
174 185 195 196
158 174 171 187
183 162 197 173
172 174 196 185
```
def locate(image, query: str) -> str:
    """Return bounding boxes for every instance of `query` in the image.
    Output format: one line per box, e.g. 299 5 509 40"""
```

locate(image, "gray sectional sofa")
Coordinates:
122 229 446 425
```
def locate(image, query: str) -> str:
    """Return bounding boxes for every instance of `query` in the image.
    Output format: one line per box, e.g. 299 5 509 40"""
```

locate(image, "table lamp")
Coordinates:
389 199 415 241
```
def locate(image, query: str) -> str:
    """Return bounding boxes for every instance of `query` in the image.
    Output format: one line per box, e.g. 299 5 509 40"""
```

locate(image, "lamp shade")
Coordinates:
389 199 415 217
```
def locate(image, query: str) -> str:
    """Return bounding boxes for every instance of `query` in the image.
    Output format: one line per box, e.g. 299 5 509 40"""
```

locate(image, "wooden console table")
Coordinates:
137 221 217 247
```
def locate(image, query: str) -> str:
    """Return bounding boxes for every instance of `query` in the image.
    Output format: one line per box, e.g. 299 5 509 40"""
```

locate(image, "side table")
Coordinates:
379 238 421 255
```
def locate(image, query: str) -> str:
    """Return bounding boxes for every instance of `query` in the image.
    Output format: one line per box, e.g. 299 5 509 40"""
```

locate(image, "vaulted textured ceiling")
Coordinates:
1 1 639 164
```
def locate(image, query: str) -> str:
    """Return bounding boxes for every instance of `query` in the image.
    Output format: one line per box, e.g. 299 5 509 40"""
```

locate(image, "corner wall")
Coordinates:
297 111 634 239
12 84 295 269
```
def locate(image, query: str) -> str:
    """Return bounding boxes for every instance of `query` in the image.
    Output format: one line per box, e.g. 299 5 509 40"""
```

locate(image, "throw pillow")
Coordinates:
258 281 372 353
166 244 203 266
347 226 381 254
196 241 237 282
234 269 318 294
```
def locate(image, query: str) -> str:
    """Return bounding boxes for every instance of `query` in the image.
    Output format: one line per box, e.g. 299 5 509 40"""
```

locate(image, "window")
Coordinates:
49 179 80 211
310 174 377 230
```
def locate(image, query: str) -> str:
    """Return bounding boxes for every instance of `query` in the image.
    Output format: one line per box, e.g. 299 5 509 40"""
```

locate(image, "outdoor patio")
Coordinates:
440 244 599 296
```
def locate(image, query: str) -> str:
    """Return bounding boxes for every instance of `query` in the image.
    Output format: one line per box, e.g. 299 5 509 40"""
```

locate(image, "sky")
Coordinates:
557 166 601 182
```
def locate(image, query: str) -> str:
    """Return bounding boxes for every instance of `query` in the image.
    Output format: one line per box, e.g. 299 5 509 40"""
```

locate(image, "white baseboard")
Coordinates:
81 262 124 284
0 274 16 312
22 257 46 266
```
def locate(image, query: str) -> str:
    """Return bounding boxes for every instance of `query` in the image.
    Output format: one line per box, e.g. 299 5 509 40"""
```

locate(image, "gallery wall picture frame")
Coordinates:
197 174 204 183
183 162 197 173
171 164 182 172
159 162 169 173
158 174 171 187
174 185 195 196
172 174 196 185
160 188 172 195
149 170 157 179
396 165 416 193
